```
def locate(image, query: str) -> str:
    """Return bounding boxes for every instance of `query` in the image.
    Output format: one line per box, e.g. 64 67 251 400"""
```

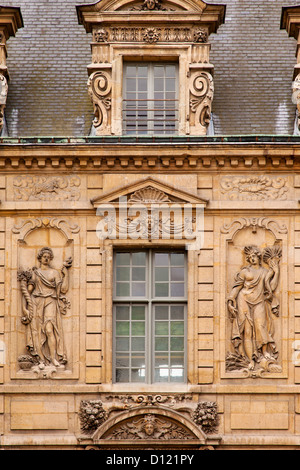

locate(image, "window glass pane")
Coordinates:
116 369 129 382
116 253 130 266
170 321 184 336
155 337 169 351
131 337 145 351
116 322 130 336
155 283 169 297
132 267 145 281
132 252 146 266
131 369 145 382
171 305 184 320
116 266 130 281
171 267 184 282
132 321 145 336
132 282 146 297
155 253 169 266
170 337 184 351
116 354 130 368
171 282 185 297
155 305 169 320
116 337 129 351
170 253 185 266
155 321 169 336
116 282 130 297
116 305 130 320
155 267 169 282
132 305 145 320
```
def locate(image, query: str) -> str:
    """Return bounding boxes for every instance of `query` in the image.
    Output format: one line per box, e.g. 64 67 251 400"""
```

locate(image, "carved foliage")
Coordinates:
13 175 81 201
80 400 108 434
108 414 194 440
79 396 219 437
220 176 289 201
88 70 112 132
190 71 214 132
192 402 219 434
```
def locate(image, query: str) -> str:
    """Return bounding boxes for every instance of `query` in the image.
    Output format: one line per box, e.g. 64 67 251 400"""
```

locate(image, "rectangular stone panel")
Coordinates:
230 401 289 430
10 400 69 430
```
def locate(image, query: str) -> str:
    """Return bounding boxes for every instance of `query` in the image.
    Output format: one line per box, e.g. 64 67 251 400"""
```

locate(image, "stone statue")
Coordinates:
18 247 72 371
226 245 281 373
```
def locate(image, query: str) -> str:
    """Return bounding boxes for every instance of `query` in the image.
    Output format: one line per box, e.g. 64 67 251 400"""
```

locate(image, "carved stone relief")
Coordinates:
94 27 207 43
12 217 80 380
189 71 214 134
13 175 81 201
220 176 289 201
79 395 219 437
17 247 73 375
87 70 112 134
0 74 8 132
292 73 300 132
107 414 194 440
221 217 288 379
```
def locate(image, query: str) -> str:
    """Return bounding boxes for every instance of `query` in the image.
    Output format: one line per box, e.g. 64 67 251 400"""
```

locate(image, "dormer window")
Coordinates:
123 62 178 135
77 0 225 137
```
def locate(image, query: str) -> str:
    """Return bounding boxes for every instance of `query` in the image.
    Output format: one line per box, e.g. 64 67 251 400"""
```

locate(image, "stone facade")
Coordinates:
1 0 300 451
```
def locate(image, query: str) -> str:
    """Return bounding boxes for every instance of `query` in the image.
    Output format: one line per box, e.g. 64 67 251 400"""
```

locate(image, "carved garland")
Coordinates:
79 397 218 436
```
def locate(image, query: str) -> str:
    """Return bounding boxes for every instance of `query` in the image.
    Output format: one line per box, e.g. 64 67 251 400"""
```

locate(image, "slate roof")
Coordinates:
1 0 300 137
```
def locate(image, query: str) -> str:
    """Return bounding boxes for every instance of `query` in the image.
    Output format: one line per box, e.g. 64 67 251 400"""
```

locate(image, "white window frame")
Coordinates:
113 249 187 384
122 62 179 136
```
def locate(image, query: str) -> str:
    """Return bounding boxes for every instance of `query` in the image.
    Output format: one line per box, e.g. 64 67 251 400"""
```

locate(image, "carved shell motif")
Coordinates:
128 186 171 204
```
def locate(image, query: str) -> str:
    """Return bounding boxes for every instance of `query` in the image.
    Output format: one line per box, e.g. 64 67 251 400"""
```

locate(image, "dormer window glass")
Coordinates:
123 62 178 135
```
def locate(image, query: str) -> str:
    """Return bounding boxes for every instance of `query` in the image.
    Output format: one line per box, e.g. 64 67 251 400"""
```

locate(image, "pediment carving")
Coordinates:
79 395 220 445
91 177 208 207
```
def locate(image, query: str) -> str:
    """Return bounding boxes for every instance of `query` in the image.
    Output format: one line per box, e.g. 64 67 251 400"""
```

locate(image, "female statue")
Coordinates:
227 245 281 370
18 247 72 369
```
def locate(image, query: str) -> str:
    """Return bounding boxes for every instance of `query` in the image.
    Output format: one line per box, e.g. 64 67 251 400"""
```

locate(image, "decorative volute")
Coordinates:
281 6 300 132
77 0 225 136
0 5 23 132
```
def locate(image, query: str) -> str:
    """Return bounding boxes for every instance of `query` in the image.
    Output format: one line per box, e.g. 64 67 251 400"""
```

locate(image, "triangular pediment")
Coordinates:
91 177 208 207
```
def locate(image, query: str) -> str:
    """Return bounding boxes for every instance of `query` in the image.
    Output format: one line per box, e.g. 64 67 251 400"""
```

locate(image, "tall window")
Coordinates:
113 250 187 384
123 63 178 135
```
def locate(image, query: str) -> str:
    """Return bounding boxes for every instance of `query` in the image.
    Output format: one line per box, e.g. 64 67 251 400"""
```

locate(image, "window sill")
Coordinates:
100 382 190 394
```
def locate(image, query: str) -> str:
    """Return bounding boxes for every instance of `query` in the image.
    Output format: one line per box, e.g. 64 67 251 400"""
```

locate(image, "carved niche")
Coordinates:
77 0 225 136
10 217 81 379
220 217 289 379
78 394 220 448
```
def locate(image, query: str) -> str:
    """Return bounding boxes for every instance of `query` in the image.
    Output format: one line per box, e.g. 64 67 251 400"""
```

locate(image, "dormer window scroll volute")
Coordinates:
0 6 23 133
77 0 225 136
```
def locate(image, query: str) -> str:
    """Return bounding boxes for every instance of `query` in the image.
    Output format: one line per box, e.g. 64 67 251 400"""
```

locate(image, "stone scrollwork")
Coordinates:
17 247 73 376
88 70 112 133
226 244 282 376
190 71 214 134
0 74 8 132
292 72 300 132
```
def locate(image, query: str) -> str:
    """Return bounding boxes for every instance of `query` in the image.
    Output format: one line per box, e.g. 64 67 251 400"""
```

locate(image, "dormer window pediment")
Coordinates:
77 0 225 137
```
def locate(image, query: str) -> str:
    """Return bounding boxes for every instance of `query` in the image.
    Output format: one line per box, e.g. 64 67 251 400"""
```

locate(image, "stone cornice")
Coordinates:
0 140 299 170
